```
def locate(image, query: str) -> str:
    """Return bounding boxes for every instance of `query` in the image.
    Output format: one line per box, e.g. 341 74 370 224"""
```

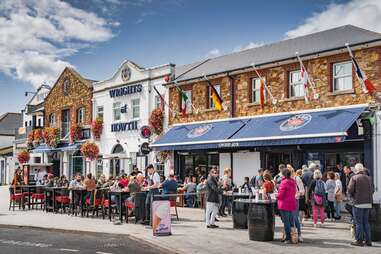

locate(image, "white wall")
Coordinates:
232 151 260 187
219 153 231 179
373 111 381 203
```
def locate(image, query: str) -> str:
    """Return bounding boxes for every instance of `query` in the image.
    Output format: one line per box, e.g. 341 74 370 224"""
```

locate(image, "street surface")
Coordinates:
0 226 166 254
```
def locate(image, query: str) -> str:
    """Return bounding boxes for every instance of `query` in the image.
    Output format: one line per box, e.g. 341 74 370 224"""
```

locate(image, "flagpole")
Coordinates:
251 64 277 104
345 43 367 93
153 85 177 116
295 52 318 97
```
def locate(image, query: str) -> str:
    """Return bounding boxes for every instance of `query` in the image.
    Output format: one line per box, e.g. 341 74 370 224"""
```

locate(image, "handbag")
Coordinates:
335 192 343 202
313 193 323 206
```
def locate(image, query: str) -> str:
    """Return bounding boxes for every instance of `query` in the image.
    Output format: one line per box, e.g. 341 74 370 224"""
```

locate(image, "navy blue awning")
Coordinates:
151 106 366 151
31 143 81 153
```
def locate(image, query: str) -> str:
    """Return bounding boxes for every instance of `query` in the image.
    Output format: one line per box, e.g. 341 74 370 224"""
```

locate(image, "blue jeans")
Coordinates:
334 201 341 218
352 207 371 242
280 210 293 241
292 201 301 235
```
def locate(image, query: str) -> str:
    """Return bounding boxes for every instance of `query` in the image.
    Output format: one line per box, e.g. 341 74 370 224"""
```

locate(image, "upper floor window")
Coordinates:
155 95 163 110
252 78 266 103
77 107 85 124
97 106 104 119
333 61 352 92
63 79 70 95
49 113 56 126
132 98 140 118
113 102 121 121
24 121 28 127
38 118 42 127
289 70 304 98
181 90 192 113
208 84 221 109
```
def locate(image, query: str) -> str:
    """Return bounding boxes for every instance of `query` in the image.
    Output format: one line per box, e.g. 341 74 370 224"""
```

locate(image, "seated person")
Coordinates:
161 173 178 197
119 173 129 188
183 176 197 207
96 174 107 188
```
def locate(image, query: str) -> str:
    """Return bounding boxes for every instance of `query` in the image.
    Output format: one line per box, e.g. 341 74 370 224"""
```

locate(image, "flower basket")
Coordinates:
43 127 60 148
149 108 164 135
27 130 34 147
91 117 103 139
80 142 99 161
17 149 30 164
70 124 82 143
32 129 43 147
157 150 170 163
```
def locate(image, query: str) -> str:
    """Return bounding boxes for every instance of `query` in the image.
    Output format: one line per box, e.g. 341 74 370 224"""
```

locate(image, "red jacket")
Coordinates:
277 177 297 211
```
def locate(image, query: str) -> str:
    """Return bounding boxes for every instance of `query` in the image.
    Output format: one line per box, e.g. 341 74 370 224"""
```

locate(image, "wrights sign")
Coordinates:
111 121 138 132
109 84 143 98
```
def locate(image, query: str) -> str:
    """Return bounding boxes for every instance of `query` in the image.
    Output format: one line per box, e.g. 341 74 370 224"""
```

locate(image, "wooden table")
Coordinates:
44 187 66 212
108 191 130 223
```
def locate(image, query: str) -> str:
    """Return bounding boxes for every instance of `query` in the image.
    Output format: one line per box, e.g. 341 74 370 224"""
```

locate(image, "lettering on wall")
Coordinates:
111 121 139 132
109 84 143 98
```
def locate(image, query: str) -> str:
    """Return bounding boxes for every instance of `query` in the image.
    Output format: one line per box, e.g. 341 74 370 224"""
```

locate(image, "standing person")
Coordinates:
347 163 374 247
144 164 160 225
334 172 343 220
326 171 337 222
277 168 297 244
343 166 354 195
295 169 306 224
219 168 232 216
274 165 285 190
302 163 316 219
308 170 326 227
205 169 222 228
241 177 251 193
183 176 197 207
293 169 304 242
262 172 274 197
161 173 178 196
250 168 264 189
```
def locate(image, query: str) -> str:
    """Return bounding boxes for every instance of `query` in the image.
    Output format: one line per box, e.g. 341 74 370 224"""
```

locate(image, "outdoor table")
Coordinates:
239 199 276 241
108 191 130 223
44 187 65 212
370 203 381 241
19 185 44 210
70 188 87 216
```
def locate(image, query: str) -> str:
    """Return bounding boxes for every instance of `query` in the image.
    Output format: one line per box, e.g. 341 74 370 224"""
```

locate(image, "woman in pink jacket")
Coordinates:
277 168 297 244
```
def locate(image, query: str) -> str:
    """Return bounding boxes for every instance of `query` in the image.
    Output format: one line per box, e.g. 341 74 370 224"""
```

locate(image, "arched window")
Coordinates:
77 107 85 124
63 79 70 95
49 113 56 126
110 144 124 177
112 144 124 154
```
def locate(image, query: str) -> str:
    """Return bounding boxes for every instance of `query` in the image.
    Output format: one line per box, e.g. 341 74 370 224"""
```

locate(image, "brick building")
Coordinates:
34 67 94 177
152 25 381 195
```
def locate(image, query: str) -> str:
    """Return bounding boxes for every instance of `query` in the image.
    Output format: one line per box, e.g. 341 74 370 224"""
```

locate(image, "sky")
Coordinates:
1 0 381 115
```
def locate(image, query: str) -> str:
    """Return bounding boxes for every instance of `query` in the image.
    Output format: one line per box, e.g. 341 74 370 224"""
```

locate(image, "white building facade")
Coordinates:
92 61 173 177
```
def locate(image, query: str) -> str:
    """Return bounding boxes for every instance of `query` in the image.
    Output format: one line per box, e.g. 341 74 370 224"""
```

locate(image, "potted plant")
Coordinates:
80 142 99 161
43 127 60 148
70 123 82 143
149 108 164 135
17 149 30 164
91 117 103 139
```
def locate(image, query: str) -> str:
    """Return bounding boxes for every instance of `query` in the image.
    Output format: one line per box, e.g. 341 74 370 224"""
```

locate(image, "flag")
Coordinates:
259 78 265 110
351 56 376 94
180 90 189 116
301 65 309 103
210 85 223 111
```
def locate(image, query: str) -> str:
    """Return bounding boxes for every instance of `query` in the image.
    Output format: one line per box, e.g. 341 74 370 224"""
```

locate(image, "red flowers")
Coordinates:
80 142 99 161
17 149 30 164
91 117 103 139
43 127 60 148
149 108 164 135
27 129 43 147
70 124 82 143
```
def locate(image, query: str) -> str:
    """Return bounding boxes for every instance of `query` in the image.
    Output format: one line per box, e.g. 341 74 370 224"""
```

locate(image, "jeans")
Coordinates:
292 200 301 235
205 202 219 226
352 207 371 242
327 201 335 219
280 210 293 241
334 201 341 218
313 205 325 224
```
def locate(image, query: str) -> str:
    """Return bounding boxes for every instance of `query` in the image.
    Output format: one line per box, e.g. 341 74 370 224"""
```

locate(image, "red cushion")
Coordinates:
55 196 70 204
10 193 23 200
170 200 176 207
86 198 101 206
125 201 135 209
103 200 109 207
32 193 45 200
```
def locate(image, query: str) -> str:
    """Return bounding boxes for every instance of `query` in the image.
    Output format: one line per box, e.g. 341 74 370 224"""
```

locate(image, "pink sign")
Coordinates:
152 200 171 236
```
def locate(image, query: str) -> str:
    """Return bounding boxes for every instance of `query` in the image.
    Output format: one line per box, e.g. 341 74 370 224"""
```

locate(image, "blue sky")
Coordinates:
1 0 379 115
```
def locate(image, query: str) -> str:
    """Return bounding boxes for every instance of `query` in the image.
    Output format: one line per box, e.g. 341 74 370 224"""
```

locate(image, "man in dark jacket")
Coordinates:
347 163 374 247
343 166 354 194
205 169 222 228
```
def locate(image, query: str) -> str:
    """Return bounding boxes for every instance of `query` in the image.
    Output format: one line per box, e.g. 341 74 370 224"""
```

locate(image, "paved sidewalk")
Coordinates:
0 186 380 254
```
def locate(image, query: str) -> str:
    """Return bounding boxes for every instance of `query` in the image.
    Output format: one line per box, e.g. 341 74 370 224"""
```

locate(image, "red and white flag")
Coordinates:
300 65 309 103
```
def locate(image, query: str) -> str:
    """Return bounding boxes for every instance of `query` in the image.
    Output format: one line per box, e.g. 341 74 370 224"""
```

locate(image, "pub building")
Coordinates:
92 60 173 178
152 25 381 199
31 67 94 178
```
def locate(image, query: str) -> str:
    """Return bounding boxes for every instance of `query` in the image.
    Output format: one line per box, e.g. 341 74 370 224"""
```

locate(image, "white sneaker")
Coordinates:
298 236 304 243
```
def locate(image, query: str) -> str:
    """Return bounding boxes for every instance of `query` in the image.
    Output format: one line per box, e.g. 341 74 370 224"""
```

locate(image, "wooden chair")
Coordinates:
9 187 24 211
169 195 179 221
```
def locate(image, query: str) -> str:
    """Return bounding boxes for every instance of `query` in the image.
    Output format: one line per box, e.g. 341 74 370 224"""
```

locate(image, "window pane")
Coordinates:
334 62 352 77
334 76 353 91
291 71 301 83
132 99 140 118
113 102 121 121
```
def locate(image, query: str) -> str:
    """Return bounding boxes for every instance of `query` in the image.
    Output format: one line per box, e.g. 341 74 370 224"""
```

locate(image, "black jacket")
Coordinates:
206 175 221 203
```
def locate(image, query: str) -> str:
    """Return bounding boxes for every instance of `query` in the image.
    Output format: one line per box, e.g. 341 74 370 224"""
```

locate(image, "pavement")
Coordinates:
0 186 380 254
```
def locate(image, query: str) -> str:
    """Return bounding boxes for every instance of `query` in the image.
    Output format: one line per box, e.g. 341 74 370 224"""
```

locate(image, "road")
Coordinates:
0 226 168 254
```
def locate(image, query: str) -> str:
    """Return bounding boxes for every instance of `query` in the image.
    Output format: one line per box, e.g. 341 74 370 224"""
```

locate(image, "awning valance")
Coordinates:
151 105 366 151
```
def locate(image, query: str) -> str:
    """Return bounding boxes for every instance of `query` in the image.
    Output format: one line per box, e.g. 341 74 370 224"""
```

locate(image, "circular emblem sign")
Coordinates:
280 114 312 131
121 67 131 82
140 142 151 155
140 125 152 139
187 124 213 138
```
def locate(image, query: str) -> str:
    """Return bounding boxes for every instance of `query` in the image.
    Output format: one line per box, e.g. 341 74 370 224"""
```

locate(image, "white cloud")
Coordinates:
233 42 264 52
0 0 116 88
206 48 221 58
286 0 381 38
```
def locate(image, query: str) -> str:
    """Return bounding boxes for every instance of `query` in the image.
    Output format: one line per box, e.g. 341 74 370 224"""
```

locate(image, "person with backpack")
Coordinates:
250 168 264 189
308 169 326 227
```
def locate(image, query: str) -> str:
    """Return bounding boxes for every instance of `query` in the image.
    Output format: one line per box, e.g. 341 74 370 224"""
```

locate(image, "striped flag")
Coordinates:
346 44 376 94
210 85 223 111
180 90 189 116
300 65 309 103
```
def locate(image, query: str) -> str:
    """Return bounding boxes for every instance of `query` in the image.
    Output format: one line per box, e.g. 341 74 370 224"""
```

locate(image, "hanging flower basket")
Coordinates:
27 130 34 147
43 127 60 148
70 124 82 143
149 108 164 135
157 150 170 163
91 117 103 139
80 142 99 161
33 129 43 147
17 149 30 164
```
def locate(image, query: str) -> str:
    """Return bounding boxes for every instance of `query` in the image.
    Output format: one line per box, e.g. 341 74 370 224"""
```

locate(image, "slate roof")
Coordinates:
0 113 22 136
174 25 381 83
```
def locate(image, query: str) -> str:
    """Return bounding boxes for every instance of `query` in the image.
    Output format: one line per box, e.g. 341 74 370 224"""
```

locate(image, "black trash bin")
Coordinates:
370 203 381 242
233 199 250 229
247 199 275 241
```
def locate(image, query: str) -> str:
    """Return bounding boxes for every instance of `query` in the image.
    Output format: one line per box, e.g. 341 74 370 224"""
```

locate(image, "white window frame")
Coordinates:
113 102 121 121
333 61 353 92
289 70 304 98
154 95 162 109
181 90 192 113
132 98 140 119
251 78 267 103
49 113 56 126
77 107 85 124
97 106 104 119
208 84 221 109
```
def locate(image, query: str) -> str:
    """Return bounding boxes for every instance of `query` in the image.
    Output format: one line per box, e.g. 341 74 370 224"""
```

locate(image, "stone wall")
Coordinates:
44 68 93 127
169 46 381 125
